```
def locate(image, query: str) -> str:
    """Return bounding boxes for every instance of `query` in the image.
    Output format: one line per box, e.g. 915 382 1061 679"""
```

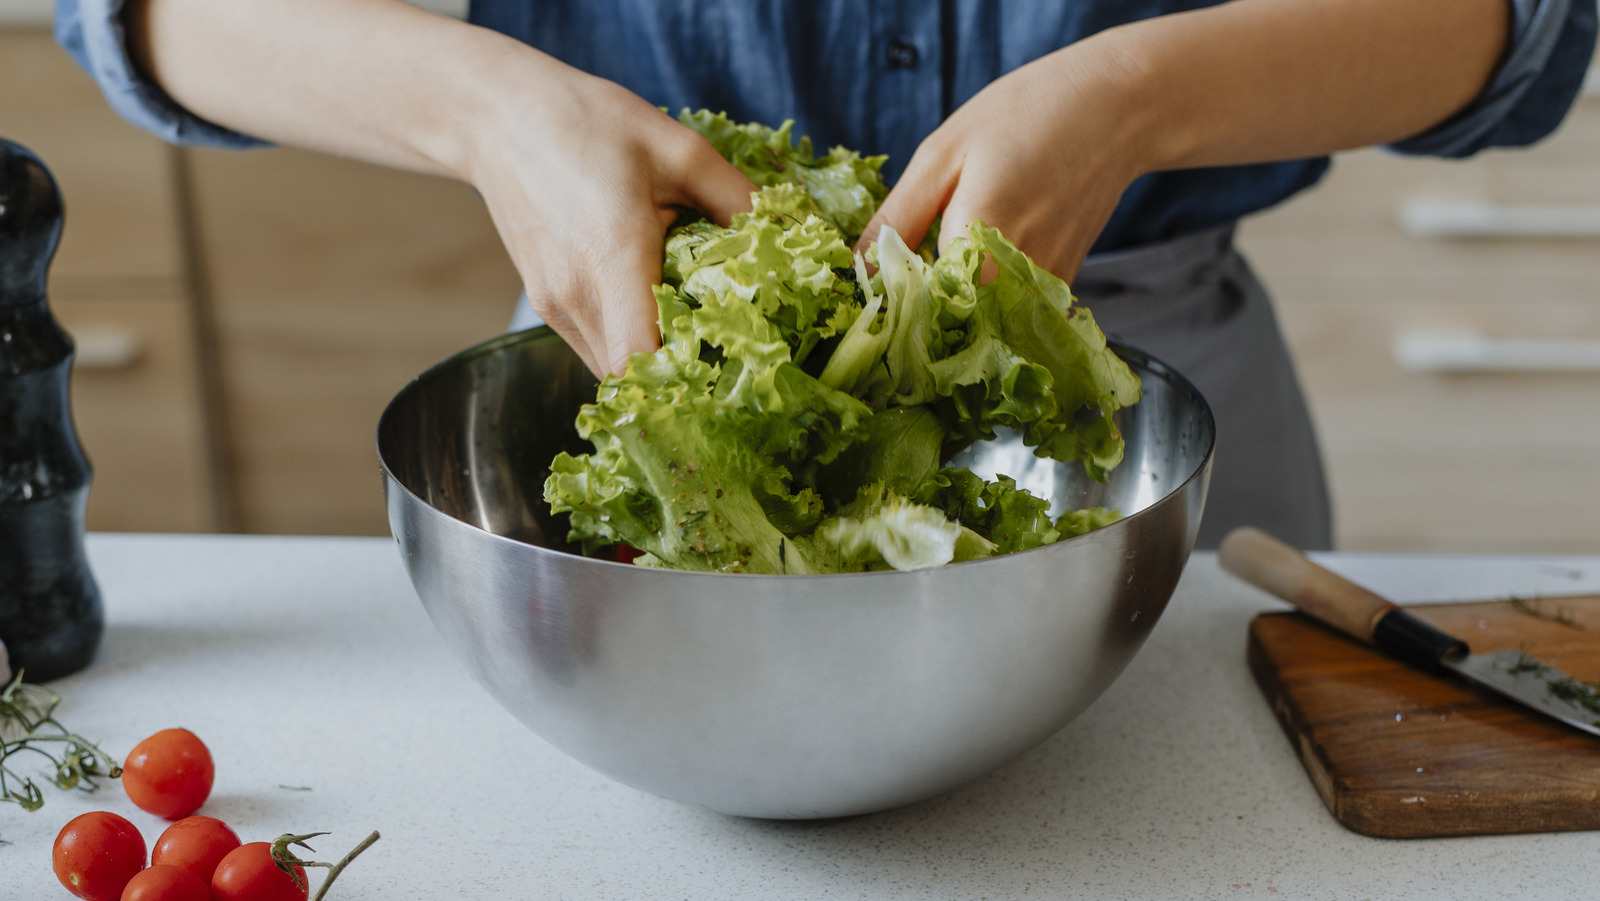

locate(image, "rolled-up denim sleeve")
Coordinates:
1389 0 1597 157
54 0 271 148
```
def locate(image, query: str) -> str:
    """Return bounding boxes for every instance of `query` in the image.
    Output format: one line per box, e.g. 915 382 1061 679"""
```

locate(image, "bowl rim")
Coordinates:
376 326 1216 580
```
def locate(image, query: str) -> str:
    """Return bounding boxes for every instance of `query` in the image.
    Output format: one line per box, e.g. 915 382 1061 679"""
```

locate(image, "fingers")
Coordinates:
857 140 959 253
524 284 601 376
524 143 741 379
474 92 756 381
663 135 756 227
937 181 980 259
594 229 667 376
926 150 1014 261
943 190 1000 285
523 211 666 379
588 132 754 376
510 120 763 380
934 147 1111 283
944 177 1089 284
543 130 750 378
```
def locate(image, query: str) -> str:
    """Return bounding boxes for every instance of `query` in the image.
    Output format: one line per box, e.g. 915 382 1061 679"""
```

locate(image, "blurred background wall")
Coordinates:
2 5 1598 552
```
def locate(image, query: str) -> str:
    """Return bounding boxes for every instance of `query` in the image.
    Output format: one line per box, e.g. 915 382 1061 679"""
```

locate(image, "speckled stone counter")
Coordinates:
4 534 1599 899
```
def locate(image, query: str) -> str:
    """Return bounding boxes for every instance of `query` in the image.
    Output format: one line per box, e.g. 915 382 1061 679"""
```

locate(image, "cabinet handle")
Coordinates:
1397 70 1597 236
1393 331 1600 374
71 328 145 371
1398 198 1600 239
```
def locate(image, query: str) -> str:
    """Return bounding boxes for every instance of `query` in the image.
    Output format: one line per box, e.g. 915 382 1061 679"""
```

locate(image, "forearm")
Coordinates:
127 0 548 179
1093 0 1511 173
128 0 758 377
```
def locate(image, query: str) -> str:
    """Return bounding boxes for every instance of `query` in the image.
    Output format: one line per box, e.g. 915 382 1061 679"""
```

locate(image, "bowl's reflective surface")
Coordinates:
378 328 1214 818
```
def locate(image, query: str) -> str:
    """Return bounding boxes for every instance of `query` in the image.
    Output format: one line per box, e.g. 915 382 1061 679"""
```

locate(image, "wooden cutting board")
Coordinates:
1248 594 1600 839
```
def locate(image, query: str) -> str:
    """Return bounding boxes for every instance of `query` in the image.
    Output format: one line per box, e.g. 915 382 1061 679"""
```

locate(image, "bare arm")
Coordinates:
864 0 1510 277
128 0 756 376
1128 0 1509 169
130 0 492 177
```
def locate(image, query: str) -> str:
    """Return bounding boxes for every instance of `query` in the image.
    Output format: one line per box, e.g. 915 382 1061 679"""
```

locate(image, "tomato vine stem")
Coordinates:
0 671 120 817
271 829 382 900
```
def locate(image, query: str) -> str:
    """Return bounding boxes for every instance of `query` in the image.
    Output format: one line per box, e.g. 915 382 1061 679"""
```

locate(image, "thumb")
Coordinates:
857 144 958 253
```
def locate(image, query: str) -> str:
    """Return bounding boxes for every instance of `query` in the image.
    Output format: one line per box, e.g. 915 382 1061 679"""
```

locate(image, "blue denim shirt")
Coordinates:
57 0 1597 253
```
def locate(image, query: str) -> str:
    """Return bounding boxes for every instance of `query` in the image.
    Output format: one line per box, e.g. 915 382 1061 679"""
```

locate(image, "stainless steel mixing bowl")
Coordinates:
377 327 1214 818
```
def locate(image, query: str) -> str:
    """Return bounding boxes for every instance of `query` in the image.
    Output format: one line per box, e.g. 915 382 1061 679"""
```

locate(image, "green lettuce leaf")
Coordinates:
1056 506 1125 538
677 110 888 238
543 351 869 574
911 467 1059 556
813 405 946 500
927 222 1143 481
812 483 976 572
663 185 858 375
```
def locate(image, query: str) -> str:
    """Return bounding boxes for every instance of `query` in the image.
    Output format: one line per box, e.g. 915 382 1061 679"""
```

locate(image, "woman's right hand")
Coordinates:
456 48 756 375
130 0 755 378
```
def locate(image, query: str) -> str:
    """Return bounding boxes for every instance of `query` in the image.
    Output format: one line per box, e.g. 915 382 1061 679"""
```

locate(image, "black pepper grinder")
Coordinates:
0 139 103 682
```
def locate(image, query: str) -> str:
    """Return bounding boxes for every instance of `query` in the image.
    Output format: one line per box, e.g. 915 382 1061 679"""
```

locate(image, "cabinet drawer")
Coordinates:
1241 98 1600 308
1238 94 1600 554
1279 300 1600 555
54 296 218 532
185 146 523 535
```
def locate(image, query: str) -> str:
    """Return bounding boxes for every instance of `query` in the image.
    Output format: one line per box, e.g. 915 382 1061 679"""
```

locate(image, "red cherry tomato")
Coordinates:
120 864 211 901
52 811 147 901
615 543 644 564
152 815 241 883
123 728 215 820
211 842 309 901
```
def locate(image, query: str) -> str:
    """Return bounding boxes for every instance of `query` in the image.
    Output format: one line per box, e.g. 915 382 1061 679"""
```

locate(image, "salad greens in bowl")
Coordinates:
545 111 1141 574
376 113 1214 817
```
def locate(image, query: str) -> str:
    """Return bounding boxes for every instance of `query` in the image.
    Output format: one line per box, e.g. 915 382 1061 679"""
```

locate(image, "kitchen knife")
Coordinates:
1218 526 1600 738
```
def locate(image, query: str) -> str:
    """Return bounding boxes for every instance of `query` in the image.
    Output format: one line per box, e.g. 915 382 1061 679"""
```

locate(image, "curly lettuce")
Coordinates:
544 111 1137 573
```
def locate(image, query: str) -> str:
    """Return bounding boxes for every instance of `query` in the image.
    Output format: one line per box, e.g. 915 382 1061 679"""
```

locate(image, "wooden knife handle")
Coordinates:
1218 527 1395 643
1218 527 1468 668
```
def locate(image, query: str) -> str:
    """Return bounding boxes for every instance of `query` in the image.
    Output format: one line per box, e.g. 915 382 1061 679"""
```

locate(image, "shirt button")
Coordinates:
886 38 919 69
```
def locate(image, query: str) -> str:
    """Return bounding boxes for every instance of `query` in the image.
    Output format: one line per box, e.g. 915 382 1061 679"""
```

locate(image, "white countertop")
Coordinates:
4 534 1600 899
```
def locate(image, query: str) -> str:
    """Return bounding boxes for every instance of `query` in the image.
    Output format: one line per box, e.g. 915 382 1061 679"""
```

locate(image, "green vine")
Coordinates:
0 671 121 814
271 830 382 900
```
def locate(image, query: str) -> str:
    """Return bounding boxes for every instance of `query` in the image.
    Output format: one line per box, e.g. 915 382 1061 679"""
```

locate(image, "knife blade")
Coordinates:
1219 526 1600 738
1443 648 1600 737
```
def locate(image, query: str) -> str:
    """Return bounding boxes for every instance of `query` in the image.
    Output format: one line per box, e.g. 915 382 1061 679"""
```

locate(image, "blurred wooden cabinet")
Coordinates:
1238 87 1600 555
183 146 519 534
3 28 519 536
1 29 218 532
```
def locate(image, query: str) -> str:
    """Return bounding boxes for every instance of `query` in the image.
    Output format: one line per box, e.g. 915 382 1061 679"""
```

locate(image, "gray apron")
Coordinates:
1075 225 1332 551
509 223 1334 551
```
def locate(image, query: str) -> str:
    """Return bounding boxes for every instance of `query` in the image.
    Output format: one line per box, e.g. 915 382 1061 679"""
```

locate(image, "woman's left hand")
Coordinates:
859 0 1510 280
858 38 1161 282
